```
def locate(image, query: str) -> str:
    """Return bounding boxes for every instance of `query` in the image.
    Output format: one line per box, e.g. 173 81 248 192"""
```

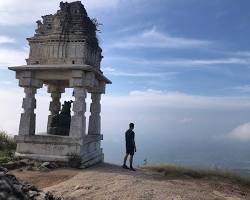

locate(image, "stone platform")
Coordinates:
15 134 104 167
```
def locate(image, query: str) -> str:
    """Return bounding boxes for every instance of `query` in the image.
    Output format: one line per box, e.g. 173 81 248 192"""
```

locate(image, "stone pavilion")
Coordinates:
8 1 111 167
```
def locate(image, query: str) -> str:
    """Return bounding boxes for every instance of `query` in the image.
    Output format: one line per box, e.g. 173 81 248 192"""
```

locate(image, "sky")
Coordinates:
0 0 250 170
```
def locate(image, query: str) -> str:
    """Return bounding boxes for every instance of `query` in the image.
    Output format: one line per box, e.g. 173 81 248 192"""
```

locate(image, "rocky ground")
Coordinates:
0 162 62 200
10 163 250 200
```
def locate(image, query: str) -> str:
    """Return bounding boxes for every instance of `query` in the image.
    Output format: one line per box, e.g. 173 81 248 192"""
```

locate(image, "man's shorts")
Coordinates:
126 147 135 156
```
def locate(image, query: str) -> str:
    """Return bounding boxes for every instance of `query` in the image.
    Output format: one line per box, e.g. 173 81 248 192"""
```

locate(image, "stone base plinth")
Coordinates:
15 134 104 166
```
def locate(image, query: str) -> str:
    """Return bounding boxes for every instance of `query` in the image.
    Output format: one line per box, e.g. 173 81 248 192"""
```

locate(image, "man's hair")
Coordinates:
129 123 134 128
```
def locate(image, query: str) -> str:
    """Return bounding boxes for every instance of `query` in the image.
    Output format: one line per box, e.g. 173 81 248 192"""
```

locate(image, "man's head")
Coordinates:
129 123 134 130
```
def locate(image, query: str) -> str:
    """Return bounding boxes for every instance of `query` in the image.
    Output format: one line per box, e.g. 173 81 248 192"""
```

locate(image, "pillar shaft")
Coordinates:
88 93 101 135
47 86 64 131
19 87 37 136
69 87 87 137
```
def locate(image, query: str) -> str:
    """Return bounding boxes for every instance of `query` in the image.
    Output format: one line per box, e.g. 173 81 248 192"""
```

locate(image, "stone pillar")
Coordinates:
69 87 87 137
19 87 37 136
88 93 101 135
47 85 65 131
18 72 43 136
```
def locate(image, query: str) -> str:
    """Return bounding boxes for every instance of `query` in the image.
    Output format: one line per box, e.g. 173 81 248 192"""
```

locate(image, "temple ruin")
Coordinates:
8 1 111 167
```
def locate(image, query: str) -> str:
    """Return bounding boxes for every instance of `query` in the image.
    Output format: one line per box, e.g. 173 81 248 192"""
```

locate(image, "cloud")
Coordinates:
104 55 250 69
227 122 250 142
233 85 250 93
0 81 14 85
0 48 27 67
102 67 116 72
110 27 211 49
131 57 250 66
2 87 250 139
0 0 121 26
0 36 15 44
102 67 177 78
108 89 250 109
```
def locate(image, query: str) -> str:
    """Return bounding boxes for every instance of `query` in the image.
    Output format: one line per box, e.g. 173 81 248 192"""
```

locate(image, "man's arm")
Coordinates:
132 132 136 152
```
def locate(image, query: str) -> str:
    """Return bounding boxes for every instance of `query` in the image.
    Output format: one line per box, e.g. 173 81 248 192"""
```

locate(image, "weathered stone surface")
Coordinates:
9 1 111 168
27 1 102 68
88 93 101 135
70 87 87 137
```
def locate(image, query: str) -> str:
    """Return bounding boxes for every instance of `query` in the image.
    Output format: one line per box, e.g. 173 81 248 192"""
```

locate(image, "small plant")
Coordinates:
0 131 16 151
68 153 81 168
0 131 16 164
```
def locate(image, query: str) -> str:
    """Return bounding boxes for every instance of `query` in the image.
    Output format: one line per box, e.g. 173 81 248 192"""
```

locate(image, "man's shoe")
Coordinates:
130 166 136 171
122 164 129 169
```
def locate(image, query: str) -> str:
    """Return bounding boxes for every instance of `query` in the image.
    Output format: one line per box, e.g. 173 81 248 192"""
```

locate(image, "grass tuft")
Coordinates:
142 164 250 187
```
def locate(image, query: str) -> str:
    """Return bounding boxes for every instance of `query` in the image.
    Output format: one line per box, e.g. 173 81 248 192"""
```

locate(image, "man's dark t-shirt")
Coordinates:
125 129 135 155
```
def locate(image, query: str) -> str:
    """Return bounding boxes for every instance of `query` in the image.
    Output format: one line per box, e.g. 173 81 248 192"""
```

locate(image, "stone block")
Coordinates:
19 113 36 136
72 100 86 112
22 98 36 110
69 115 86 137
72 70 85 78
69 78 84 87
88 115 101 134
90 103 101 113
19 78 43 88
14 135 82 162
85 72 95 87
73 88 86 98
48 85 65 93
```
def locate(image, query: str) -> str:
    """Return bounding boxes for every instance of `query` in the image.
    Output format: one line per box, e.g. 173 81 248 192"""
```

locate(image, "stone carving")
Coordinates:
9 1 111 167
27 1 101 67
49 100 73 136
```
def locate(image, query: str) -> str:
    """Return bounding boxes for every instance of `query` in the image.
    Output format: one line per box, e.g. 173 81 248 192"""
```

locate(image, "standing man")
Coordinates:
122 123 136 171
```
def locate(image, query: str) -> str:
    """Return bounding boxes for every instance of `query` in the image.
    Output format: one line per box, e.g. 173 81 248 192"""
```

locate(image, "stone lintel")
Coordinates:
47 85 65 93
9 65 111 85
19 78 43 88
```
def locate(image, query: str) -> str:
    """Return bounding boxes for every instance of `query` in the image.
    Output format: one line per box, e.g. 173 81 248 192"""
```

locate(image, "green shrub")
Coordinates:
0 131 16 151
0 131 16 164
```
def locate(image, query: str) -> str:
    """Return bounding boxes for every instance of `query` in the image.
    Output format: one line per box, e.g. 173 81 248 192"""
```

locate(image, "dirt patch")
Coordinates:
11 168 80 188
9 164 250 200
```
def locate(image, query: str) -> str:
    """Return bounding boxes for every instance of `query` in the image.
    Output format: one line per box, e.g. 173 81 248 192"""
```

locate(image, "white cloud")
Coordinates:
102 67 116 72
131 57 250 66
0 0 121 26
110 27 211 49
107 71 176 78
0 81 13 85
103 67 177 78
106 89 250 109
233 85 250 93
0 36 15 44
2 87 250 138
227 122 250 142
104 55 250 69
0 48 28 67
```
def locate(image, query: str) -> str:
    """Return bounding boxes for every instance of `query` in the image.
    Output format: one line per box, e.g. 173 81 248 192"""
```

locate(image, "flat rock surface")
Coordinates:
12 163 250 200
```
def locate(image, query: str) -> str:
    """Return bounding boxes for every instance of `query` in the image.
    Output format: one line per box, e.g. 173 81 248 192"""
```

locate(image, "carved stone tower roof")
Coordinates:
27 1 102 68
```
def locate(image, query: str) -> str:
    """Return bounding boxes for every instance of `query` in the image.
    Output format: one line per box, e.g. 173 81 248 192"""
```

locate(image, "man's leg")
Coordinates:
123 154 129 168
129 155 135 171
